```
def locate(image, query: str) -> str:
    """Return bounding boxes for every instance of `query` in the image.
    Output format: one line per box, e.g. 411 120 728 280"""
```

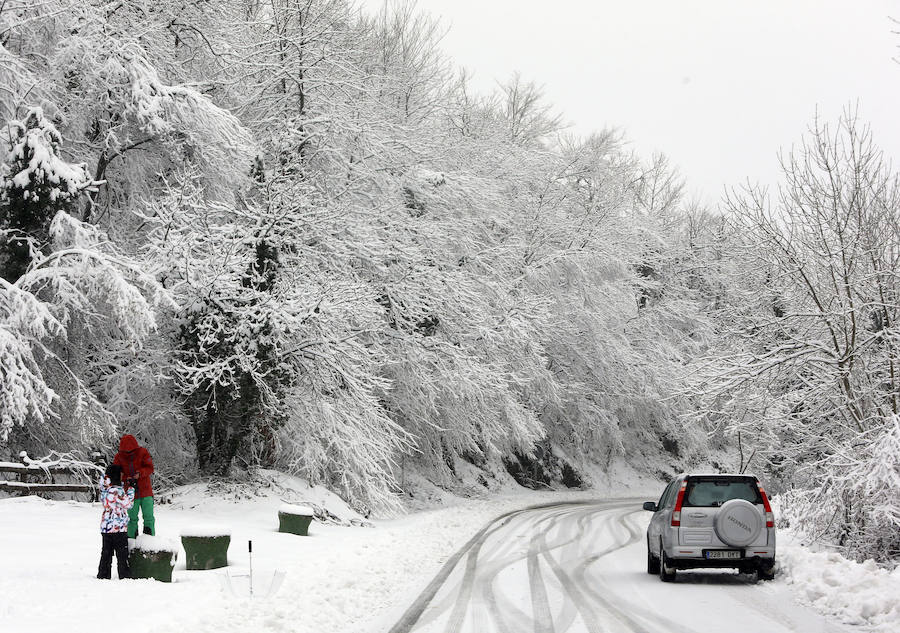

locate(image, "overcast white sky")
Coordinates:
360 0 899 203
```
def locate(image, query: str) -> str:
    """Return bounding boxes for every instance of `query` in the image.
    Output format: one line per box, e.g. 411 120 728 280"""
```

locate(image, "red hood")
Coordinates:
119 434 139 452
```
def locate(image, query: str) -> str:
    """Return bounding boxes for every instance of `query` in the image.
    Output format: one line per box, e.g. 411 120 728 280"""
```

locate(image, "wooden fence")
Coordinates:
0 461 99 496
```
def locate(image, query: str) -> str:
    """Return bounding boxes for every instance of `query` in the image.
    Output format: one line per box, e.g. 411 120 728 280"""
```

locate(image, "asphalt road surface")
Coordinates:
384 499 851 633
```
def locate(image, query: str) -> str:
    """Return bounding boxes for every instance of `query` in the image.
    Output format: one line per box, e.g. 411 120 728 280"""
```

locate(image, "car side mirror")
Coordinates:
642 501 658 512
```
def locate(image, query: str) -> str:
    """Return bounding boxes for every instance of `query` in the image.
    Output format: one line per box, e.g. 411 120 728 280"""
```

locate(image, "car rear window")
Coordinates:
683 477 762 507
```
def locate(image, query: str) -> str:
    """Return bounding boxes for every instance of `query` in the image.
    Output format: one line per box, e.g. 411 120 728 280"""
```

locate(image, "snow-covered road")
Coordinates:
385 499 851 633
3 485 894 633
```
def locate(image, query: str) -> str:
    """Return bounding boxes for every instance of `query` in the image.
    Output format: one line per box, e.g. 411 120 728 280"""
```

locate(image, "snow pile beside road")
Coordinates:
778 535 900 631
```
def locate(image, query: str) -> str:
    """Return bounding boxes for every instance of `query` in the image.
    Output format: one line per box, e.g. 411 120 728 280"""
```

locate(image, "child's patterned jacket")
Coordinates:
99 476 135 533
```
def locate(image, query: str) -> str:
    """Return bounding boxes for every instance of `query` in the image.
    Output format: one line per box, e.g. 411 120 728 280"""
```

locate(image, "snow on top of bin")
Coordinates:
180 525 232 537
279 503 314 516
131 534 178 553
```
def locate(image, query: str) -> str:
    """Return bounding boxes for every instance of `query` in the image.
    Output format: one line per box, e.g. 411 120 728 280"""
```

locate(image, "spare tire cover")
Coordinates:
714 499 762 547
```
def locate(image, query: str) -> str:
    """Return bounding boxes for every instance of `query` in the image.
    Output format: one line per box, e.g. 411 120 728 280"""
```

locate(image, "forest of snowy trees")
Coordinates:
1 1 897 563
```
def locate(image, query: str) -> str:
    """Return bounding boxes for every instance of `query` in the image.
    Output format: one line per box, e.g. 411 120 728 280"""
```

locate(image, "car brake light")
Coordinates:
757 483 775 528
671 481 687 526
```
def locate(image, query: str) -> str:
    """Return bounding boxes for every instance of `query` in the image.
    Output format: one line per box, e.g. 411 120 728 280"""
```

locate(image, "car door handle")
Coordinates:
688 512 705 518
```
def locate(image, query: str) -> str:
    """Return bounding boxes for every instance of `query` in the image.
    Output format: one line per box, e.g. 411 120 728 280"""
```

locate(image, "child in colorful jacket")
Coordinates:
97 464 135 580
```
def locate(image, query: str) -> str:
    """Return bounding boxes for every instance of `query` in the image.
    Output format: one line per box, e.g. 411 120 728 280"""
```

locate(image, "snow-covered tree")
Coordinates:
0 0 756 522
0 73 176 453
1 108 95 281
695 112 900 561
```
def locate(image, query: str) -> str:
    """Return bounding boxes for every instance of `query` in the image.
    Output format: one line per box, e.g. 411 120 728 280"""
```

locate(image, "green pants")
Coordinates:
127 496 155 538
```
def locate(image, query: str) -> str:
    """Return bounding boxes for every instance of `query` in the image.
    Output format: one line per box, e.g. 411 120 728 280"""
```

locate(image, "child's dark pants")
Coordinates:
97 532 130 579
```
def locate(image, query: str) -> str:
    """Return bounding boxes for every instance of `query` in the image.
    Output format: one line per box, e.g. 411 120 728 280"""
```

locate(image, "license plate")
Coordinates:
705 550 741 559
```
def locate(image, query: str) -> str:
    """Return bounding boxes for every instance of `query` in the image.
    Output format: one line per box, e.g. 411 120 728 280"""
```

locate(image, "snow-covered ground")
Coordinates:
0 475 896 633
776 532 900 630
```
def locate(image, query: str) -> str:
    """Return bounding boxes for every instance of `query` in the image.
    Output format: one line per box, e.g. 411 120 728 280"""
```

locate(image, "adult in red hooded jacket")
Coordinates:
113 435 155 537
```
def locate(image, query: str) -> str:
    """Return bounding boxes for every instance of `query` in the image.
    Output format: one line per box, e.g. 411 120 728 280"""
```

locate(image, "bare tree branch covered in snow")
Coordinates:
692 111 900 561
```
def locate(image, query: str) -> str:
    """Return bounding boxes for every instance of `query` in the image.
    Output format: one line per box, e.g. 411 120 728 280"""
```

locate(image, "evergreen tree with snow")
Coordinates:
0 108 94 282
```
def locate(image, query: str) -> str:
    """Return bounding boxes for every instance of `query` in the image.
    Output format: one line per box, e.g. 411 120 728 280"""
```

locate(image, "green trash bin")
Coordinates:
181 528 231 570
278 504 314 536
129 536 177 582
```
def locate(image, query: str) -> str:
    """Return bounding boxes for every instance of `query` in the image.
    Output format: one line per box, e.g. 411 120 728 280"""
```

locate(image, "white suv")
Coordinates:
643 473 776 581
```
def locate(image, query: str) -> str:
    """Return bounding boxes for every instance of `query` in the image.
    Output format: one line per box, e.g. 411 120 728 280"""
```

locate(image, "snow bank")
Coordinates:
160 470 362 526
279 503 314 516
777 534 900 631
180 525 231 537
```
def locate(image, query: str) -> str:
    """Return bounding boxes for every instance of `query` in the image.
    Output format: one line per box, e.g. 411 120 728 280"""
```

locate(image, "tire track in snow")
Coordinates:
535 522 605 633
447 506 576 633
531 504 620 633
479 508 573 633
479 502 626 633
411 510 540 631
387 499 858 633
528 509 574 633
530 501 649 632
385 507 522 633
469 500 636 633
572 507 694 633
386 501 595 633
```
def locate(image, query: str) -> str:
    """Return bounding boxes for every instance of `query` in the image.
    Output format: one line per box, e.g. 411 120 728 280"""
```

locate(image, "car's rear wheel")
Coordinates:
658 542 676 582
758 560 776 581
647 539 660 574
